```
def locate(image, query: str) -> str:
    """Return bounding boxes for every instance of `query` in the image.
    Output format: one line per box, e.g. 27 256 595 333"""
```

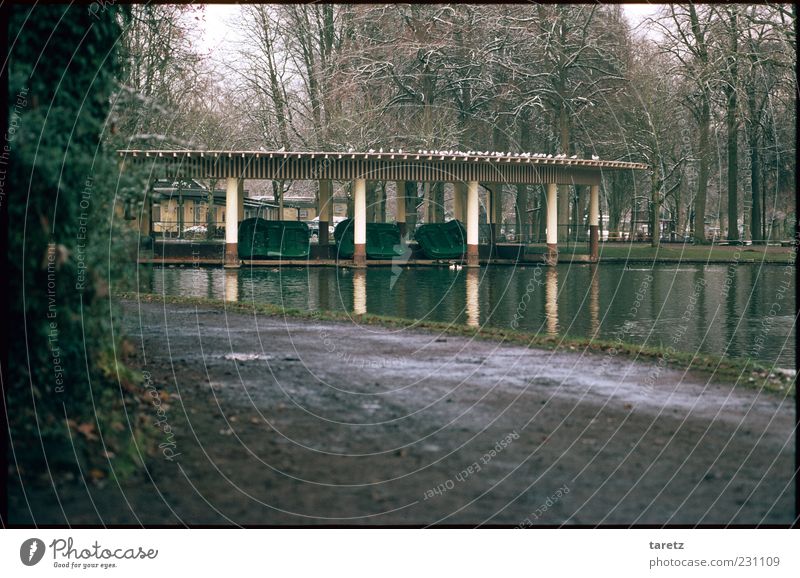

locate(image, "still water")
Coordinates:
141 263 795 368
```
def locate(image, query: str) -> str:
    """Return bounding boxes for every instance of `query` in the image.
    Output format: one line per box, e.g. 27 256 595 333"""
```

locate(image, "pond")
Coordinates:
139 262 796 369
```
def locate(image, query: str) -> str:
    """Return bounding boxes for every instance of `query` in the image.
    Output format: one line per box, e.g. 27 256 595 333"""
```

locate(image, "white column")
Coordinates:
225 177 240 267
354 178 366 244
546 183 558 246
466 180 479 267
589 184 600 262
353 178 367 266
545 182 558 265
467 181 479 245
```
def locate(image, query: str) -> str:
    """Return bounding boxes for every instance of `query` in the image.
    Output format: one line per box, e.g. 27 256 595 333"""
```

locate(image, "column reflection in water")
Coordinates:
353 269 367 315
545 266 558 335
224 269 239 302
589 264 600 337
466 267 480 327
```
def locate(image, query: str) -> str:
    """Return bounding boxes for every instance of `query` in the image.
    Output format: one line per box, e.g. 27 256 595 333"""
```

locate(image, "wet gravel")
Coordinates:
10 301 795 526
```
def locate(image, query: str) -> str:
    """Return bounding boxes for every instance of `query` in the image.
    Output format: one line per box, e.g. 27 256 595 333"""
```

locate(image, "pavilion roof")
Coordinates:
118 149 647 186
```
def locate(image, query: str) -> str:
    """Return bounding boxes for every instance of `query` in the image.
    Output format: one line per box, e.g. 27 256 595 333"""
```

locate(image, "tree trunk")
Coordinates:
750 131 761 242
726 8 739 241
674 176 683 239
578 184 590 240
379 182 386 223
651 167 660 248
516 184 528 242
404 182 418 232
726 97 738 240
516 115 531 242
693 98 710 243
206 178 217 239
366 181 379 222
557 102 570 242
431 182 444 223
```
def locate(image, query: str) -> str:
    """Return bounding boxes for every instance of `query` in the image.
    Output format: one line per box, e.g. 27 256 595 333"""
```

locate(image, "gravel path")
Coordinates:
10 301 795 526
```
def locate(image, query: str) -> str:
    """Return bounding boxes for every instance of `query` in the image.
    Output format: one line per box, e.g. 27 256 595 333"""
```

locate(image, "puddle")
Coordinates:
223 352 273 362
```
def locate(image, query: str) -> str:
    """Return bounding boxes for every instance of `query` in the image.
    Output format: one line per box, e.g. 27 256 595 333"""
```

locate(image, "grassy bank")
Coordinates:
527 242 796 263
118 292 795 395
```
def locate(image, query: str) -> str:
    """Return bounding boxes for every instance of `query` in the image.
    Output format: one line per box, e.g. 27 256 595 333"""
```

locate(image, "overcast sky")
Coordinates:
192 4 664 53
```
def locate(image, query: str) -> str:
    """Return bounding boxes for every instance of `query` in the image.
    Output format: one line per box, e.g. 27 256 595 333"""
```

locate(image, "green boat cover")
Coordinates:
238 218 310 259
334 219 405 259
414 220 467 259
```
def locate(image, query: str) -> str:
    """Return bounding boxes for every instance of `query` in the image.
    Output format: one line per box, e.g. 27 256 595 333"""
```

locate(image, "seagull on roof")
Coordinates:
592 154 599 160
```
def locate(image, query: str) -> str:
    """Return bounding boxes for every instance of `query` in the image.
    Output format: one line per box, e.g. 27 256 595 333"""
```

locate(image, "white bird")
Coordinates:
547 154 553 158
398 148 403 154
570 154 577 159
348 147 354 153
592 154 599 160
379 147 383 153
368 148 375 153
277 145 286 152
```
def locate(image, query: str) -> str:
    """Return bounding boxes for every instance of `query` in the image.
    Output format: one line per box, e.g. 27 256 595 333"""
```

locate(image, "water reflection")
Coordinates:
353 269 367 315
545 267 559 336
224 269 238 302
145 263 795 367
466 268 480 327
589 265 600 337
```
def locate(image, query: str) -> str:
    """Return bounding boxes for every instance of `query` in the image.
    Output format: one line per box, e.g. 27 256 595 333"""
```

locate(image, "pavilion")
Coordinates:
118 149 647 267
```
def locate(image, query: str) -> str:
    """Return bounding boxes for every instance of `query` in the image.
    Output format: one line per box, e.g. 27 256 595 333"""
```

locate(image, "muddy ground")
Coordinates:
9 301 795 525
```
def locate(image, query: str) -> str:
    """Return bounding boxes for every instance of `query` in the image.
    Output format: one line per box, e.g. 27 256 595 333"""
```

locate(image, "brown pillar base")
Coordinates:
318 221 329 247
589 225 599 263
466 244 479 268
353 244 367 268
224 243 240 268
545 243 558 266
